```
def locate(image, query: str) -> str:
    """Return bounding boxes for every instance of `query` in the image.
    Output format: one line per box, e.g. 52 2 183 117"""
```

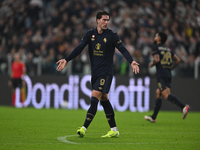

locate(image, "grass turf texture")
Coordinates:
0 106 199 150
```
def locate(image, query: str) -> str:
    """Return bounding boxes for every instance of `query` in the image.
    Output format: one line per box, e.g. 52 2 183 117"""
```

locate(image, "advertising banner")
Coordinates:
0 75 199 111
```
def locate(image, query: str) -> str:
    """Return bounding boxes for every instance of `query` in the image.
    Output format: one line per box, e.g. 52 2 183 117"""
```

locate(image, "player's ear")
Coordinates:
96 19 99 23
158 36 161 42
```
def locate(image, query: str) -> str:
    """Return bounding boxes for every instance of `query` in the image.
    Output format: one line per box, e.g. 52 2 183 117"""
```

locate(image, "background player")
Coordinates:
8 53 26 106
56 11 139 137
144 32 189 123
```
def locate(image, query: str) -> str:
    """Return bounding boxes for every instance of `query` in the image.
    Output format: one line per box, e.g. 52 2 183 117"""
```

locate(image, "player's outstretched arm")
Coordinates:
131 61 140 74
56 59 67 71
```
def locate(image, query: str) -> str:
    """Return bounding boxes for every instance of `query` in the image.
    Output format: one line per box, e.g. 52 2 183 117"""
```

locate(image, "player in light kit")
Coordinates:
144 32 189 123
56 11 139 137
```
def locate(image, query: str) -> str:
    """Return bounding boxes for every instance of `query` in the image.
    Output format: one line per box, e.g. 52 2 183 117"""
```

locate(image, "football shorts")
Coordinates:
157 77 171 91
91 75 113 93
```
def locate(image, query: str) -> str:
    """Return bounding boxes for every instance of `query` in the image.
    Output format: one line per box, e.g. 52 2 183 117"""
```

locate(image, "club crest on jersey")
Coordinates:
95 43 101 50
103 38 107 43
91 35 95 41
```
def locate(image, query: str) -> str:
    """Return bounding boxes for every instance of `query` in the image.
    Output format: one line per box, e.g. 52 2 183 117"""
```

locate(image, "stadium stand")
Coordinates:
0 0 199 77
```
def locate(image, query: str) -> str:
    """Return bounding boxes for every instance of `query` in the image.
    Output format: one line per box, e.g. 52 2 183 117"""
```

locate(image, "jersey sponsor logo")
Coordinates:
103 38 107 43
95 43 101 50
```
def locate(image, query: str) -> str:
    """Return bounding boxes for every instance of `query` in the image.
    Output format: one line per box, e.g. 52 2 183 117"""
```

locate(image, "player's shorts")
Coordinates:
91 75 113 93
12 78 22 88
157 77 171 91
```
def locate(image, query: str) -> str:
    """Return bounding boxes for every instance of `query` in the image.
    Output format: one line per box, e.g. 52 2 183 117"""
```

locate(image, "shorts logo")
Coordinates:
99 87 102 90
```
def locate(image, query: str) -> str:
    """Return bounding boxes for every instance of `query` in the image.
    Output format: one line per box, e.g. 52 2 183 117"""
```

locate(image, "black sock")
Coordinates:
167 94 185 109
152 98 162 120
83 97 99 128
100 100 116 128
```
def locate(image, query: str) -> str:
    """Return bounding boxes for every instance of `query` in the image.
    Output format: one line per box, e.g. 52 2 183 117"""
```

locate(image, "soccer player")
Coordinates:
56 11 139 138
8 53 26 106
144 32 189 123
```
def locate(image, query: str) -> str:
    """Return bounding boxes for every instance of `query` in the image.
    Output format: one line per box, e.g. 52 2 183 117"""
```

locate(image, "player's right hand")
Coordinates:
148 62 153 68
56 59 67 71
8 80 12 87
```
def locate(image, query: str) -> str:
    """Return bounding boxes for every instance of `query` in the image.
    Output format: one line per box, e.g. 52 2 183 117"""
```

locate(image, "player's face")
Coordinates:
97 15 110 30
14 54 20 61
154 33 160 45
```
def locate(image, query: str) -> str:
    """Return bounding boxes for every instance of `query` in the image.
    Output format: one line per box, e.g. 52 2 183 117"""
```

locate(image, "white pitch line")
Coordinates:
57 134 200 145
57 135 79 144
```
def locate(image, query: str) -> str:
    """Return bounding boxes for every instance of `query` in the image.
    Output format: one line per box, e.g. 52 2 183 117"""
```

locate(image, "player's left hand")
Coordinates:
131 61 139 74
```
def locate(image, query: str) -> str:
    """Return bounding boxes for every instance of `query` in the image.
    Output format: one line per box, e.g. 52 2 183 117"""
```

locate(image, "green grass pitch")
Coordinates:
0 106 199 150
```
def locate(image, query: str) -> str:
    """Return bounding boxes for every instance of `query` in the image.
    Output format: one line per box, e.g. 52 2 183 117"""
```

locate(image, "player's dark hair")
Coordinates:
96 11 110 21
158 32 167 44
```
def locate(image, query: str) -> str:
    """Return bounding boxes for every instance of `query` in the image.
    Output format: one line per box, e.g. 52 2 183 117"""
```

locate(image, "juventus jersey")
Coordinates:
65 28 133 76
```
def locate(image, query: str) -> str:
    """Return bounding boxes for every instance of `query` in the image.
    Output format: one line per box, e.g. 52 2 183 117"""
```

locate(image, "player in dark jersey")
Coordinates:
56 11 139 137
144 32 189 123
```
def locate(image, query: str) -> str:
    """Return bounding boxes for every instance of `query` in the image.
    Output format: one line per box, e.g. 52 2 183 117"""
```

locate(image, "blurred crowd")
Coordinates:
0 0 200 77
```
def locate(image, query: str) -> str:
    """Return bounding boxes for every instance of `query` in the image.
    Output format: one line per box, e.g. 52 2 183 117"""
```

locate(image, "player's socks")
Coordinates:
21 87 26 106
152 98 162 120
167 94 185 109
111 127 118 131
100 100 117 128
83 97 99 128
12 93 15 106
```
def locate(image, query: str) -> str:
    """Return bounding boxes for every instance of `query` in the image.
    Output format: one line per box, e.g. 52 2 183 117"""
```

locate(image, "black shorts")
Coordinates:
157 77 171 91
12 78 22 88
91 75 113 93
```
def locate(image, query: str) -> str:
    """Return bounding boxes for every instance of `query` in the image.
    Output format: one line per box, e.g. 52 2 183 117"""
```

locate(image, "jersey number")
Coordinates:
160 51 172 65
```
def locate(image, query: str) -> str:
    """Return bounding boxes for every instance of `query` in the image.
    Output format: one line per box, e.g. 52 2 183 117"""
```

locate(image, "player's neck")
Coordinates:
97 26 104 34
15 60 20 63
157 41 162 45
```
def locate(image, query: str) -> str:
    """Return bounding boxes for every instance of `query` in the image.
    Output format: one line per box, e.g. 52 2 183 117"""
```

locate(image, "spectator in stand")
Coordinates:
0 0 199 78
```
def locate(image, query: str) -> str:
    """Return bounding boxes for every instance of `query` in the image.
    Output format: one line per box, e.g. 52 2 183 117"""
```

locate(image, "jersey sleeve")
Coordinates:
65 31 90 62
152 47 159 56
112 33 133 64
